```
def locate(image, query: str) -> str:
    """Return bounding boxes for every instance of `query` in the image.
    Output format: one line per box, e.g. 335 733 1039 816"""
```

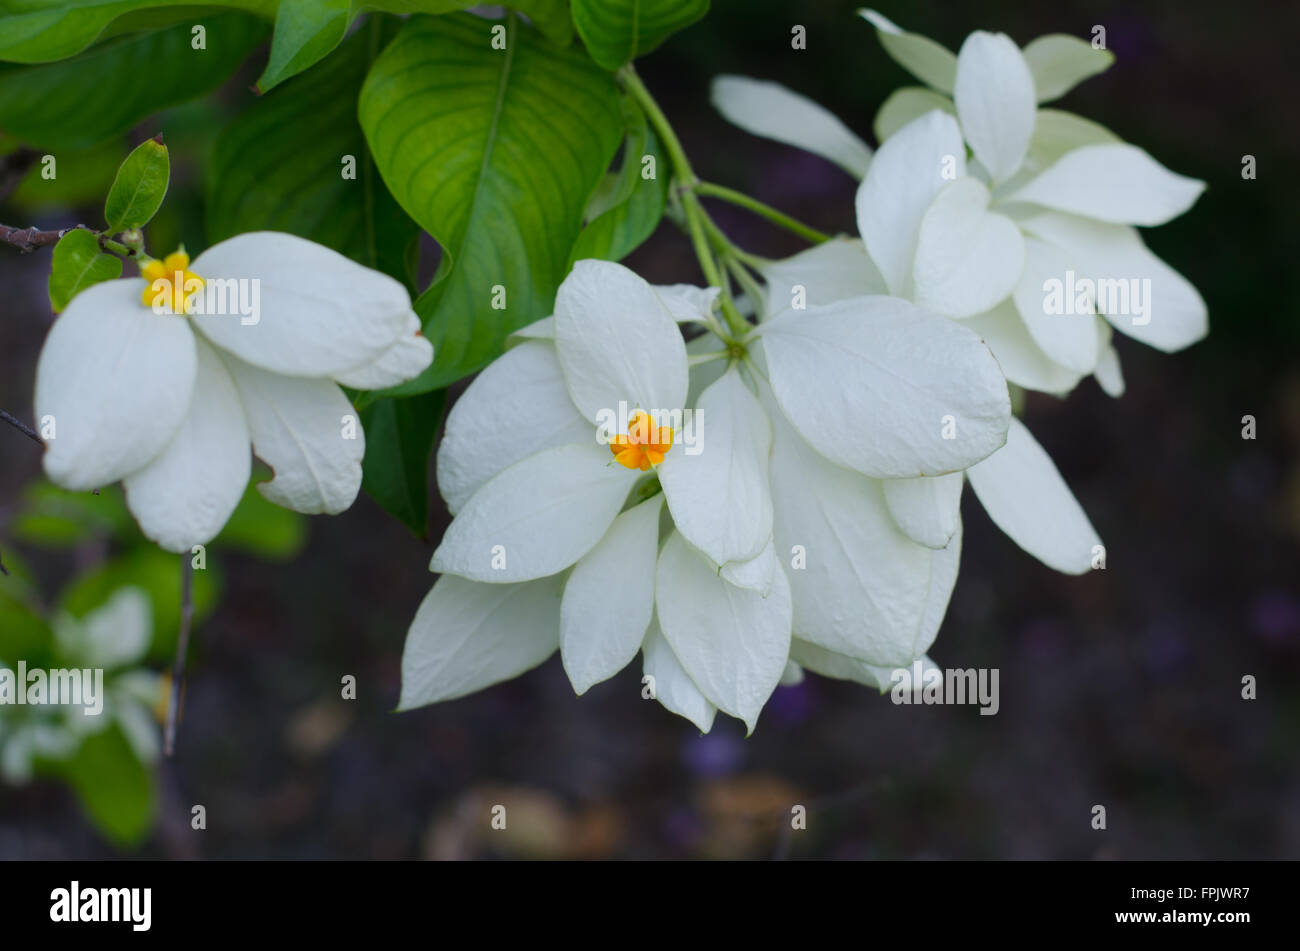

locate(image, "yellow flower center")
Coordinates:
140 250 204 314
610 409 674 471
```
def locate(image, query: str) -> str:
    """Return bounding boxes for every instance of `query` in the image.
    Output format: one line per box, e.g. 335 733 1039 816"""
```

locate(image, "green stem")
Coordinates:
617 64 697 188
695 181 832 244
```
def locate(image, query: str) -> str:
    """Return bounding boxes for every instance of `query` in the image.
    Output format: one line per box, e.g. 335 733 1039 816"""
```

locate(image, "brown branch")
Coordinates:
0 222 89 253
163 556 195 757
1 410 42 445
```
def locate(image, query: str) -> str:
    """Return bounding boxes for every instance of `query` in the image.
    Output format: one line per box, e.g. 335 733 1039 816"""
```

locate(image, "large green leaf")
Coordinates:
255 1 573 92
571 0 708 70
0 0 274 62
359 12 623 393
54 725 156 848
207 17 418 288
360 389 446 536
0 12 267 150
569 100 668 263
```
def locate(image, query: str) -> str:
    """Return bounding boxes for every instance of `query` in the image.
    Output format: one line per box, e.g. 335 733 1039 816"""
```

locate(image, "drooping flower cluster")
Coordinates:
400 13 1206 731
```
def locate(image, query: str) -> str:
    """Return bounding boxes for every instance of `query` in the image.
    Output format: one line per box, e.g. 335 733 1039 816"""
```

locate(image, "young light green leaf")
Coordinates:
54 725 156 848
0 13 267 150
360 389 446 536
104 137 169 232
569 105 669 264
208 18 418 289
48 229 122 312
571 0 709 70
359 13 623 393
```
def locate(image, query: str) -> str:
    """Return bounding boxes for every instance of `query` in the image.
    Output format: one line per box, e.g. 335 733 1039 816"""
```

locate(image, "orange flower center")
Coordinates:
609 409 674 471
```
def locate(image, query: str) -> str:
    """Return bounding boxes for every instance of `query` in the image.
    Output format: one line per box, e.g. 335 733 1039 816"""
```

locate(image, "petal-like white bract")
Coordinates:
1012 235 1102 372
436 340 592 515
759 296 1010 478
967 416 1101 574
655 531 792 733
552 259 688 423
221 353 363 515
1020 34 1114 103
192 231 414 378
720 538 777 596
1093 319 1126 397
963 300 1085 395
767 399 931 665
124 338 251 553
1007 144 1205 226
35 279 197 491
658 367 773 566
912 176 1026 318
913 517 962 657
953 31 1037 184
883 472 963 549
431 443 635 583
856 110 966 297
653 283 722 324
873 86 956 143
333 315 433 390
399 573 563 709
560 496 662 695
58 587 152 670
859 9 957 93
711 75 873 178
642 619 716 733
1019 212 1207 352
789 639 940 694
761 238 886 315
1022 109 1121 176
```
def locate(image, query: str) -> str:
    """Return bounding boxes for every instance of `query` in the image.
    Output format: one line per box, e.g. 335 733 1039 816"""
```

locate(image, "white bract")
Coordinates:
715 12 1208 576
0 587 161 783
33 231 432 554
400 258 1011 731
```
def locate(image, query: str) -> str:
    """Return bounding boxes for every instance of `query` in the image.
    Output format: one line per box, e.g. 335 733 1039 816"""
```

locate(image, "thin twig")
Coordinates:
0 222 135 256
163 557 195 757
1 410 42 445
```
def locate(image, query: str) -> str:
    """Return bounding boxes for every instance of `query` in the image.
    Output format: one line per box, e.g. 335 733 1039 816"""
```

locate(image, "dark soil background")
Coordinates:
1 0 1297 858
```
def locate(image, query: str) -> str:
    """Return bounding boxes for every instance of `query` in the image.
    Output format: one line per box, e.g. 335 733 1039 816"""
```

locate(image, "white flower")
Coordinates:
714 12 1208 394
400 258 1010 731
1 587 160 782
33 231 432 553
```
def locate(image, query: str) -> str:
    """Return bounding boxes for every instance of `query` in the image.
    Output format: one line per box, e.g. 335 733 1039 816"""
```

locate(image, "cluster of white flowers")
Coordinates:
400 13 1206 731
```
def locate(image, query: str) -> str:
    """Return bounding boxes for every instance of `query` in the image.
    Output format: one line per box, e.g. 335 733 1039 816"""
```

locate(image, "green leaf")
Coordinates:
360 390 446 536
208 18 419 289
0 13 267 150
0 0 275 62
212 480 308 560
257 2 574 93
104 137 170 232
569 103 669 263
59 548 218 660
0 584 54 669
54 725 156 848
48 228 122 312
9 482 134 548
359 13 623 393
571 0 708 70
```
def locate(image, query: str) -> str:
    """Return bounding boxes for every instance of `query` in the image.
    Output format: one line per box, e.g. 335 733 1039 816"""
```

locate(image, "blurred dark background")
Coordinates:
2 0 1297 858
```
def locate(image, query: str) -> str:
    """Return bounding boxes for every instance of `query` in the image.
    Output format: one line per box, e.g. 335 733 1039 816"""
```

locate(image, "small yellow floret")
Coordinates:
609 409 674 471
140 248 204 313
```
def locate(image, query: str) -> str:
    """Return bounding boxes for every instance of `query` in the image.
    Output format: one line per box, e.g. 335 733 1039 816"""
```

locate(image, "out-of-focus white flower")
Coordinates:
0 587 161 782
33 232 432 553
400 258 1011 731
